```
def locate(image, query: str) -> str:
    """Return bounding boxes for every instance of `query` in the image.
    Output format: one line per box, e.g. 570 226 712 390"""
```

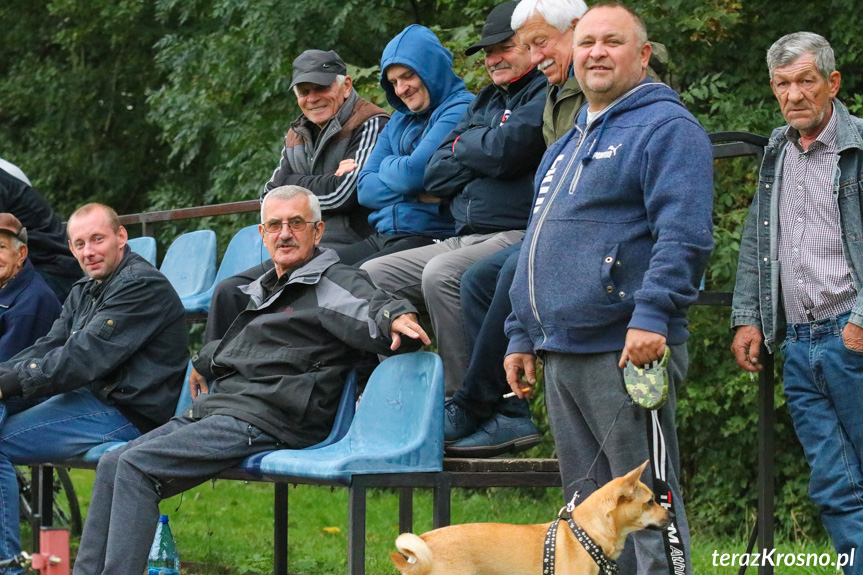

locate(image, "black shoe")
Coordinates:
443 400 481 443
445 413 541 458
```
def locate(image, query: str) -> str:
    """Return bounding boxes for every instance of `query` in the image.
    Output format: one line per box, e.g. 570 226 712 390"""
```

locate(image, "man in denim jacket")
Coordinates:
731 32 863 571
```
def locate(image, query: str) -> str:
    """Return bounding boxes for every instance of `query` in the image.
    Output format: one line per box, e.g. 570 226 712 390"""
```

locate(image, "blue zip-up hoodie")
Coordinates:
357 25 474 236
506 82 714 355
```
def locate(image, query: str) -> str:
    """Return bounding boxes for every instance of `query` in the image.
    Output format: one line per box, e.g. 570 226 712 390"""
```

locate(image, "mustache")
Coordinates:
489 63 512 72
275 239 300 249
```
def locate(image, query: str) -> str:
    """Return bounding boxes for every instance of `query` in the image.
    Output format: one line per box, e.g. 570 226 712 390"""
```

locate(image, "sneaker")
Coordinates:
445 413 541 458
443 400 481 443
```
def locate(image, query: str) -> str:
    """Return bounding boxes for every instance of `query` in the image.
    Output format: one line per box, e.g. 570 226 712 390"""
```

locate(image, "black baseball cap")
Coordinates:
290 50 348 89
465 1 519 56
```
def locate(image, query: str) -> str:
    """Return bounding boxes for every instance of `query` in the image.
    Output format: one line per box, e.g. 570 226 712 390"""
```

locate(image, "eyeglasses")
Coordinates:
262 218 320 234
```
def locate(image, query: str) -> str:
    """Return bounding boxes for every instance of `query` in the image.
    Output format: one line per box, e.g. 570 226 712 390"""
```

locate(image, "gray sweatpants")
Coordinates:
544 346 691 575
360 230 524 395
72 415 280 575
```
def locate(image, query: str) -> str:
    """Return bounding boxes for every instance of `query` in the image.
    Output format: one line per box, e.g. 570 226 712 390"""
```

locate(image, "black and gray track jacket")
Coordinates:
264 91 389 245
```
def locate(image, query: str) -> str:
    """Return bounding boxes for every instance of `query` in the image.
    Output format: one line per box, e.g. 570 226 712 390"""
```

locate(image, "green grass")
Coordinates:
60 469 841 575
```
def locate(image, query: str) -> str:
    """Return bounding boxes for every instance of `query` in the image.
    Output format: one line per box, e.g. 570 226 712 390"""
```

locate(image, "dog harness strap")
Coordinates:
542 520 559 574
566 517 619 575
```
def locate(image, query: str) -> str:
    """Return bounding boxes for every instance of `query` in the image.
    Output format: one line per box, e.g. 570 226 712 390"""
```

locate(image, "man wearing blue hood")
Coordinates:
505 4 713 575
334 25 473 266
361 2 547 404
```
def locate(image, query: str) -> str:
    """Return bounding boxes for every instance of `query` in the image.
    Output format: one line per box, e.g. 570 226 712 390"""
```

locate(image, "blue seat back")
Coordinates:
346 353 443 464
215 224 268 284
160 230 217 299
256 352 444 482
174 361 195 417
180 224 268 314
310 368 358 449
127 237 157 266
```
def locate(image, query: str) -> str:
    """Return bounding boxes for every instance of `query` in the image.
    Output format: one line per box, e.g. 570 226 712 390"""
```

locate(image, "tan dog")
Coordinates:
390 461 670 575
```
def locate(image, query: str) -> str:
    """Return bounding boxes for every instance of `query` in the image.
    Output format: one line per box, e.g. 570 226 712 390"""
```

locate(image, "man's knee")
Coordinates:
359 255 391 285
94 447 124 482
421 252 464 295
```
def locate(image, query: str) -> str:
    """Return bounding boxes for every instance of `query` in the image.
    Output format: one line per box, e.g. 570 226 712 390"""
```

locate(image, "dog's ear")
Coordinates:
617 460 650 503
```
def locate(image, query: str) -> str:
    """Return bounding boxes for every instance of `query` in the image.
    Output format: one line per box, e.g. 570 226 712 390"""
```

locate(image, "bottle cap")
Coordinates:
159 515 169 523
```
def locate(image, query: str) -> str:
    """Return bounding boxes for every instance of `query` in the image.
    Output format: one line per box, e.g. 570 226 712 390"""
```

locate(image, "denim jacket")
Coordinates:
730 99 863 352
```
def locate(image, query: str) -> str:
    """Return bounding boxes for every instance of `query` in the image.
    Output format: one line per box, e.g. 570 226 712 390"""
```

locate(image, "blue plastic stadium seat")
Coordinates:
127 237 157 266
236 368 359 475
160 230 218 308
182 224 268 315
257 352 444 485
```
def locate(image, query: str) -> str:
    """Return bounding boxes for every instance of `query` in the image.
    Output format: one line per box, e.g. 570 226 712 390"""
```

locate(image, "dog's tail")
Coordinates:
390 533 433 575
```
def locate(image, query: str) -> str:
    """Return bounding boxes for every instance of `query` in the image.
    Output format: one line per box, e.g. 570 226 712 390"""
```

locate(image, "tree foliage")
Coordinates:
2 0 862 540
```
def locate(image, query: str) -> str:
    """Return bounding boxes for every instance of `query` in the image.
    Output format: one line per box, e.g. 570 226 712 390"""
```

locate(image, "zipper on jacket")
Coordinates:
526 124 590 345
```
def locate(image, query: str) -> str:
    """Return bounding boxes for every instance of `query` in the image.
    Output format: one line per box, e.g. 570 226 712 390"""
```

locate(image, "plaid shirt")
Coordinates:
778 107 857 322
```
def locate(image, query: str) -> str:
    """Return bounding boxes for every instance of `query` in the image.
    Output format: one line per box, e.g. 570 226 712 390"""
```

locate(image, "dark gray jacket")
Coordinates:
0 248 188 431
192 249 420 447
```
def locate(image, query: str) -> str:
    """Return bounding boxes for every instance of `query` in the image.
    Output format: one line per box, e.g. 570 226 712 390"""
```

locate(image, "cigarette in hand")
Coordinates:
503 387 532 398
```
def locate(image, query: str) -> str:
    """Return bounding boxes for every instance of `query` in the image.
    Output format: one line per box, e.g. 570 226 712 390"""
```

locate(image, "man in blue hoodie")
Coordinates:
334 25 473 266
505 4 713 575
360 3 547 403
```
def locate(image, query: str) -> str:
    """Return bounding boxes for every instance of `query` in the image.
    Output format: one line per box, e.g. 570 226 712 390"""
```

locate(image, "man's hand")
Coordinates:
618 328 667 368
335 159 359 177
417 192 442 204
504 353 537 399
843 321 863 352
189 367 209 399
731 325 764 372
390 313 431 351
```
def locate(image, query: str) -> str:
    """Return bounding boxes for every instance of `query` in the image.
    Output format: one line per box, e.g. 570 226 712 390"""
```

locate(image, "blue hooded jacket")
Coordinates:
506 82 714 355
357 25 474 236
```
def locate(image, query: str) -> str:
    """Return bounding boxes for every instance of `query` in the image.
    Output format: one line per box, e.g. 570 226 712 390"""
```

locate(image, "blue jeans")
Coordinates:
452 242 529 419
783 312 863 573
0 388 141 564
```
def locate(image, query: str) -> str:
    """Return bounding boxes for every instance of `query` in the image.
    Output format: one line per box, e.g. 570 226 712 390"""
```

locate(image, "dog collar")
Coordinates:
542 517 619 575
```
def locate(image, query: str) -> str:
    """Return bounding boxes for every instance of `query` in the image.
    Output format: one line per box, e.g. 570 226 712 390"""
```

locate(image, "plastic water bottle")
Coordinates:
147 515 180 575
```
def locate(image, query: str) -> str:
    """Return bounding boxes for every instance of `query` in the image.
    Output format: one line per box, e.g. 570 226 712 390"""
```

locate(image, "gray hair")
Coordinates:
261 185 322 222
767 32 835 81
10 236 24 250
512 0 587 33
292 74 347 97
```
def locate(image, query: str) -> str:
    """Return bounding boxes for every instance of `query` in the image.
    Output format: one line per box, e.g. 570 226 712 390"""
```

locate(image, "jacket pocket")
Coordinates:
96 317 118 339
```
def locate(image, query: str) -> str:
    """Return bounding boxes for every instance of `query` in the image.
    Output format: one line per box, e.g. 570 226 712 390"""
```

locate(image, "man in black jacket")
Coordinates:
0 168 82 300
72 186 429 575
0 203 188 567
361 1 547 401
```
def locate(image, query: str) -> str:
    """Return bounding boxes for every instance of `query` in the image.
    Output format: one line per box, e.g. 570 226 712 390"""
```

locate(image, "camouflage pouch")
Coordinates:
624 347 670 410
